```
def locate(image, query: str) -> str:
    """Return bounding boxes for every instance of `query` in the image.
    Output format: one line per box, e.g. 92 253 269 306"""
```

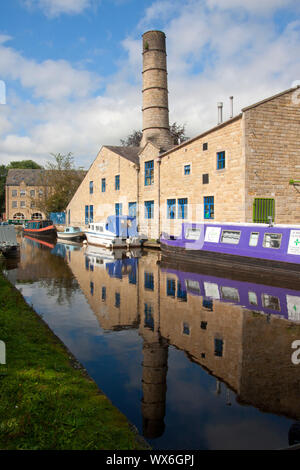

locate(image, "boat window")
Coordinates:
74 227 80 231
204 282 220 300
90 225 94 231
248 291 258 306
185 228 201 240
262 294 281 311
99 226 103 232
220 286 240 302
249 232 259 247
263 233 282 249
96 226 99 231
221 230 241 244
66 228 70 232
185 279 201 294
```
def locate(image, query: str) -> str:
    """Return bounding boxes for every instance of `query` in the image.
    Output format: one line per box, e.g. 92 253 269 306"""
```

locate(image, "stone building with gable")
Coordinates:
66 30 300 240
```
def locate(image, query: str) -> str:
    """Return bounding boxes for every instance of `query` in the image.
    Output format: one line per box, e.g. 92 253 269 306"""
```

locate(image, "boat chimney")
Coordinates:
229 96 234 118
217 102 223 124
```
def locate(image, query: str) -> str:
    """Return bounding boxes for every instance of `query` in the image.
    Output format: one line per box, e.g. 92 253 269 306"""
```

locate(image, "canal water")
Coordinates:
3 235 300 450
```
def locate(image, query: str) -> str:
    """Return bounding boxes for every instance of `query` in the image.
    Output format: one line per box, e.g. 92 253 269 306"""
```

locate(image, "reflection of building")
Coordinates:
5 169 46 221
65 247 300 431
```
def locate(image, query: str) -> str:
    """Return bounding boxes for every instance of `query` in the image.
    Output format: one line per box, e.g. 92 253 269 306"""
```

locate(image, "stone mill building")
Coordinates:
66 30 300 239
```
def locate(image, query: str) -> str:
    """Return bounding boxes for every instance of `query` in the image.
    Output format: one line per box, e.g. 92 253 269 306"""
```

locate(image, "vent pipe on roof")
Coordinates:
217 102 223 124
229 96 234 118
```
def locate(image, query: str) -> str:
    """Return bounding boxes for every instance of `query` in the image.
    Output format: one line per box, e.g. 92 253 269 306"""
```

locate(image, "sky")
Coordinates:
0 0 300 168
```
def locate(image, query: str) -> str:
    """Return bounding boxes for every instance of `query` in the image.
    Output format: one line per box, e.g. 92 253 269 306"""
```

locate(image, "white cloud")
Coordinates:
23 0 99 18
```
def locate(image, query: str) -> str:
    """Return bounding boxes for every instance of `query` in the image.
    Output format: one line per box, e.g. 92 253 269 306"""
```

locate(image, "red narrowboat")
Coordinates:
23 219 57 239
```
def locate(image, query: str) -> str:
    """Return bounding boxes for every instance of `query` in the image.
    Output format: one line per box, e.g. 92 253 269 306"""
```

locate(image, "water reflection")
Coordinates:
4 236 300 449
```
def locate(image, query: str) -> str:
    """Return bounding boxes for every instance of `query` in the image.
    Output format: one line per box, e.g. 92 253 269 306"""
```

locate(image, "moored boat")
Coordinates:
23 219 57 239
0 223 20 257
85 215 145 249
160 222 300 278
57 226 84 241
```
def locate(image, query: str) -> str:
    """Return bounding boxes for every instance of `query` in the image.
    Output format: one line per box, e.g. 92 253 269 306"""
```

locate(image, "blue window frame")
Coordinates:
167 279 176 297
85 205 89 225
144 272 154 291
177 281 187 302
144 303 154 331
184 164 191 175
204 196 214 219
115 203 122 216
101 178 106 192
129 267 136 285
145 160 154 186
115 175 120 190
183 322 190 335
89 205 93 223
128 202 137 217
85 256 89 271
89 181 93 194
102 286 106 301
145 200 154 219
115 292 120 308
214 338 223 357
167 199 176 219
217 151 225 170
178 198 188 219
203 299 213 311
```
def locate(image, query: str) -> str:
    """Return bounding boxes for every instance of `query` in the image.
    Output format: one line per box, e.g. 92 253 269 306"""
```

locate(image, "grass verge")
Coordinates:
0 270 148 450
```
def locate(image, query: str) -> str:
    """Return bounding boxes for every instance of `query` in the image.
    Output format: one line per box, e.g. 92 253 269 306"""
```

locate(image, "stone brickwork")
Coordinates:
244 88 300 224
140 30 173 151
5 178 46 221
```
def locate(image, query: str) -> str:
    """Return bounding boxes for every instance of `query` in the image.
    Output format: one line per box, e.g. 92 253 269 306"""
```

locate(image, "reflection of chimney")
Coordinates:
217 102 223 124
140 30 173 152
141 337 168 438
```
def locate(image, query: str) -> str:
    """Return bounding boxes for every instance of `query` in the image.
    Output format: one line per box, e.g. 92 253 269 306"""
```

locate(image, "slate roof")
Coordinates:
6 169 46 187
104 146 140 165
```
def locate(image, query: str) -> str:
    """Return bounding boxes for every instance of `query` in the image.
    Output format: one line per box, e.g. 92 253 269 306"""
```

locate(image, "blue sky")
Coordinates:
0 0 300 167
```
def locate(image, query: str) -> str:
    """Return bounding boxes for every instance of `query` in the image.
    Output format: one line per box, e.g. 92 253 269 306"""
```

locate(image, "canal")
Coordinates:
3 235 300 450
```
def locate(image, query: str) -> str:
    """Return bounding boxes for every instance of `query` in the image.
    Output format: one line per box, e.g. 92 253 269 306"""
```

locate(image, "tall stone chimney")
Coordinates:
140 30 173 152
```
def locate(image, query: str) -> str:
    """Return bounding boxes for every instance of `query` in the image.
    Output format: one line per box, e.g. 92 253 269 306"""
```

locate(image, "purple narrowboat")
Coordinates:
160 222 300 281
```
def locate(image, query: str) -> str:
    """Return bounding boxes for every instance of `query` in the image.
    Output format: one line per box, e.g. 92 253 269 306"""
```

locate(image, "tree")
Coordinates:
33 153 86 215
120 122 189 147
7 160 43 170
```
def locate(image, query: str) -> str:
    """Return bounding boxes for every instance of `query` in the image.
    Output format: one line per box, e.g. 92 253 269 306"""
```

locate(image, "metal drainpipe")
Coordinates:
157 156 161 242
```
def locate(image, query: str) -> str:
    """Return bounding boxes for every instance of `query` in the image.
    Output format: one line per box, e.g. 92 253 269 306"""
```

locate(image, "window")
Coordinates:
128 202 137 217
185 227 201 240
32 213 42 220
90 282 94 296
30 190 35 197
221 230 241 245
102 287 106 301
201 321 207 330
167 278 176 297
217 151 225 170
177 281 187 302
202 174 209 184
203 299 213 311
20 190 26 197
85 205 89 225
115 203 122 216
12 190 17 197
89 181 93 194
89 205 93 223
263 233 282 249
220 286 240 302
13 213 25 220
144 272 154 291
144 304 154 331
184 164 191 175
183 322 190 335
203 142 208 151
12 201 17 208
145 200 154 219
30 201 35 208
129 267 137 285
204 196 214 219
167 199 176 219
249 232 259 247
20 201 26 208
145 160 154 186
214 338 224 357
185 279 201 295
248 292 258 306
101 178 106 192
253 198 275 223
178 198 188 219
262 294 280 311
39 189 43 197
115 292 120 308
115 175 120 190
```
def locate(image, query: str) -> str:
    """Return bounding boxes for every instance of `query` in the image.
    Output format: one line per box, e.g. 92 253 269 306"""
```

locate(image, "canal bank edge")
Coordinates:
0 269 149 450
